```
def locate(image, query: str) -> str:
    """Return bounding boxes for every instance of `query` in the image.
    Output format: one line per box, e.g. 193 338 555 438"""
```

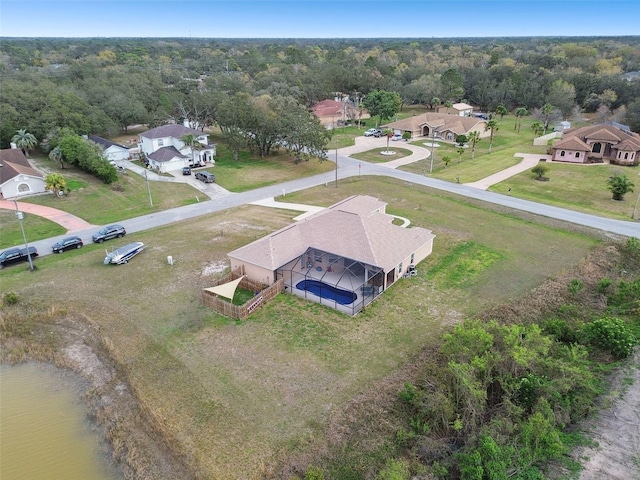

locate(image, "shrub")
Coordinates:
579 317 636 359
597 278 612 294
567 278 584 295
2 291 19 306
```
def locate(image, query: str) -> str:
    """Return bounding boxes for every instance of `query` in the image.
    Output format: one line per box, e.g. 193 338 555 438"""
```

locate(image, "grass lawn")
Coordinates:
350 147 412 163
399 117 550 183
0 209 66 249
21 155 199 225
2 177 600 478
488 161 640 220
208 140 334 193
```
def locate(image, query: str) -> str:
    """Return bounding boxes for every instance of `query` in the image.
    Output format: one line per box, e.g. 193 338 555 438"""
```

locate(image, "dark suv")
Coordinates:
195 171 215 183
92 224 126 243
0 246 38 269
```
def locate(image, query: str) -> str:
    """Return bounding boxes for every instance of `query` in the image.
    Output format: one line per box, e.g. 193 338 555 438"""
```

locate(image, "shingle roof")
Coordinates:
311 99 345 117
140 124 203 140
556 123 640 154
88 135 128 150
148 146 187 162
228 195 435 272
0 149 43 184
382 112 486 136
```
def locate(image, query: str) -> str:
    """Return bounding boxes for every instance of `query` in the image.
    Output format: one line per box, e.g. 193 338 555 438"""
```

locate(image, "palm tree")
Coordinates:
514 107 529 132
485 119 499 153
49 146 64 169
45 172 67 198
495 104 509 121
383 129 393 151
531 121 543 137
540 103 555 134
431 97 440 111
607 173 634 201
457 147 465 163
180 133 201 166
12 129 38 157
468 131 481 160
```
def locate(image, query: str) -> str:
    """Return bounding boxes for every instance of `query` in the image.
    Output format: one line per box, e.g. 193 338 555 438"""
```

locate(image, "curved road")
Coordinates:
7 151 640 257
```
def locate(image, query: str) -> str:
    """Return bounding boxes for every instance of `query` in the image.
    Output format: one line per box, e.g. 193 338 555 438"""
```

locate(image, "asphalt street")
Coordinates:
16 153 640 257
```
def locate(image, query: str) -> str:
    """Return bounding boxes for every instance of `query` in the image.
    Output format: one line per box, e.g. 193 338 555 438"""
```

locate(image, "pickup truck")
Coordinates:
0 246 38 269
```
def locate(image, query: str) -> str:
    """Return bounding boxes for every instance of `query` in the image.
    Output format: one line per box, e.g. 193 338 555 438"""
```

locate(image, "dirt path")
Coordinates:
572 350 640 480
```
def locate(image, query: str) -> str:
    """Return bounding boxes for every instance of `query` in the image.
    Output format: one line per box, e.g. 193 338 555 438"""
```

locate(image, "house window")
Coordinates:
158 139 164 147
575 152 580 158
18 183 30 193
314 253 322 263
398 262 403 274
410 253 415 264
560 151 565 157
592 143 602 153
625 153 629 160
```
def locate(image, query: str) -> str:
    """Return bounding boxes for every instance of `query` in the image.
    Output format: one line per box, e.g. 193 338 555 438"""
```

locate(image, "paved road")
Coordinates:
6 146 640 258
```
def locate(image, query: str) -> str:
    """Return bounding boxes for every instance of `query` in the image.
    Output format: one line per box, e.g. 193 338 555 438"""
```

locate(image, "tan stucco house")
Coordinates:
551 123 640 166
227 195 435 315
382 112 489 143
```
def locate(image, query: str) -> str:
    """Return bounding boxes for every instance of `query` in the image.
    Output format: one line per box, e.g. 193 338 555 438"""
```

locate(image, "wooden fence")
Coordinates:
201 267 284 319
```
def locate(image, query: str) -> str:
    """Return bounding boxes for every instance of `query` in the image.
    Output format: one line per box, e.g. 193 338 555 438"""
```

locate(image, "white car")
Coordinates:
391 133 403 141
364 128 382 137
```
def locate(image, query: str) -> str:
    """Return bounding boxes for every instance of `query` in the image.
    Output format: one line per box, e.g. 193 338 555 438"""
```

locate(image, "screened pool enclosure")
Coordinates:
276 247 385 315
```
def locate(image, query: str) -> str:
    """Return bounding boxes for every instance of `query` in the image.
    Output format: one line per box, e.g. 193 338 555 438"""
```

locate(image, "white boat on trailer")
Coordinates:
104 241 146 265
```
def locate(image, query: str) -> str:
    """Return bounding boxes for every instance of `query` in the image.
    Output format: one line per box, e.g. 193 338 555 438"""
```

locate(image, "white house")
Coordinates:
138 124 216 173
88 135 130 164
0 147 46 199
437 102 474 117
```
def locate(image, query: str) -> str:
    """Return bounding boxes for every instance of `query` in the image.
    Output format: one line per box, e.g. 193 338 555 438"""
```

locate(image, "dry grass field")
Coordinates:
1 177 603 478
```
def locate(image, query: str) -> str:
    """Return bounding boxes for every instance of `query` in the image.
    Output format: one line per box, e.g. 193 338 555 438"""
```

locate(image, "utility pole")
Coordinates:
335 140 338 188
144 169 153 207
429 128 436 173
13 200 34 271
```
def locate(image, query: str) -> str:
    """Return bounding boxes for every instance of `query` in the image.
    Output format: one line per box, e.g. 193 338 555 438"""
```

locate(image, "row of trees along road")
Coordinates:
2 37 640 150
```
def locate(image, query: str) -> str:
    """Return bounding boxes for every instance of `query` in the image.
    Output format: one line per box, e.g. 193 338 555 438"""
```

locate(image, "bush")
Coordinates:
579 317 636 359
2 291 19 306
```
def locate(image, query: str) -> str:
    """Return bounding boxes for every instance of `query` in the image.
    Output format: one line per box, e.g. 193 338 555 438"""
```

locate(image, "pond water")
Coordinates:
0 362 120 480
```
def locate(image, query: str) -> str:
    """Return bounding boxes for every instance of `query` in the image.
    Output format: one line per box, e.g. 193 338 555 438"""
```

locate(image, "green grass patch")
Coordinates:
232 287 255 306
428 241 505 288
489 162 639 221
0 209 66 249
350 147 412 163
205 140 334 192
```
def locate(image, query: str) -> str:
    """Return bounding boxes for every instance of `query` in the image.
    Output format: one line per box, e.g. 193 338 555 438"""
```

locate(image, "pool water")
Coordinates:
295 280 357 305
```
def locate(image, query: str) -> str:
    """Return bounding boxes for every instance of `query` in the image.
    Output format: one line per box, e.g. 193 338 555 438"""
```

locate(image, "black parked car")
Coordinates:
92 224 126 243
52 236 84 253
182 166 191 175
0 246 38 269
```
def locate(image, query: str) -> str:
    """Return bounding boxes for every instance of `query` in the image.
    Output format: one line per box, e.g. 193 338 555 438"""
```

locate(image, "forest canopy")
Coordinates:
1 36 640 148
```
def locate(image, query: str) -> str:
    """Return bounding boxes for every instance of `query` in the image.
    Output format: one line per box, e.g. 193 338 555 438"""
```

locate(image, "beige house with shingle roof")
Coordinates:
228 195 435 315
382 112 489 143
551 123 640 165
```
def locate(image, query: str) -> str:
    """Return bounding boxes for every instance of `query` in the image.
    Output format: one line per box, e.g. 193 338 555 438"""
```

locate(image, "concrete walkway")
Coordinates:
0 199 94 232
464 153 551 190
250 197 326 220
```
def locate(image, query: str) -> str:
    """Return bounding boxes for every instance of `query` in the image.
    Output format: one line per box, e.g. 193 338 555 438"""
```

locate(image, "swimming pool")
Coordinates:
295 280 357 305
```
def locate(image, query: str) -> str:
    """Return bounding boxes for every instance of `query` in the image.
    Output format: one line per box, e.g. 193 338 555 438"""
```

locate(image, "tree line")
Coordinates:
2 36 640 151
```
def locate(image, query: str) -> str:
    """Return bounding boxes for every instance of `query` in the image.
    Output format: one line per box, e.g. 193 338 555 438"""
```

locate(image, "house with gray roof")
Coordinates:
0 147 46 199
382 112 489 143
138 124 216 173
551 123 640 166
88 135 130 164
228 195 435 315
